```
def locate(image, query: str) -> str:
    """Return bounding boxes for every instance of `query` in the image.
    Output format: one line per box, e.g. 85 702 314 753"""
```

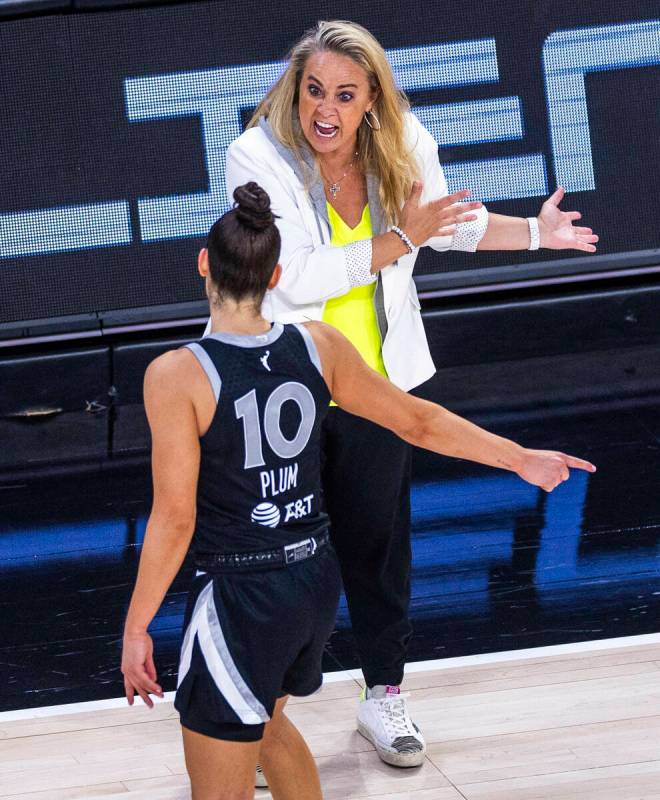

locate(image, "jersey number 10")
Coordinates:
234 381 316 470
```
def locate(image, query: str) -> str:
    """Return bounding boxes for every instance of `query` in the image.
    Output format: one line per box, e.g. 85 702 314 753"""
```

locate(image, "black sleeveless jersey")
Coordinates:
183 322 331 554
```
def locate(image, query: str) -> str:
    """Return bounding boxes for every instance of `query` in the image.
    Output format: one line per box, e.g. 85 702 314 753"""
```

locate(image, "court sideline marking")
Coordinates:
2 632 659 723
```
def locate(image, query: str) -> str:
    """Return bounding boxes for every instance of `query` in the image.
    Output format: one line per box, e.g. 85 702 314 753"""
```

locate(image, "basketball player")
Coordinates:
121 182 596 800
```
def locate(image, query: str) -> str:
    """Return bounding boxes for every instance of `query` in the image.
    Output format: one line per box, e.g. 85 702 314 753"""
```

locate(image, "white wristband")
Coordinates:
527 217 540 250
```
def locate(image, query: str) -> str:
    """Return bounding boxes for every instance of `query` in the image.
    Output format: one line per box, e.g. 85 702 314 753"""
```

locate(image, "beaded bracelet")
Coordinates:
391 225 414 254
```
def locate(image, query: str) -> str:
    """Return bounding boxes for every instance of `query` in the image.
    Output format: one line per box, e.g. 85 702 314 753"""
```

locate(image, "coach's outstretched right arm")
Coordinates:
307 321 596 493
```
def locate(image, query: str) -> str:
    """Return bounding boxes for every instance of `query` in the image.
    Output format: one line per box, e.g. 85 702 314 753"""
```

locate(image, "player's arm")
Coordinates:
121 351 201 707
307 322 596 492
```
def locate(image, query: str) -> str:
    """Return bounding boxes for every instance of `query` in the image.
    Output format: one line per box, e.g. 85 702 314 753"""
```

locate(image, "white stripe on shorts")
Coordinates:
177 581 269 726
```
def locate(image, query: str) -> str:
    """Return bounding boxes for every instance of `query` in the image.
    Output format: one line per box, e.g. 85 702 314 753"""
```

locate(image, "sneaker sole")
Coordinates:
357 721 426 768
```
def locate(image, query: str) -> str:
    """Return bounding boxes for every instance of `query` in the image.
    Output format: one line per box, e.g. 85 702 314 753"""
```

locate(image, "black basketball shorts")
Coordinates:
174 544 341 742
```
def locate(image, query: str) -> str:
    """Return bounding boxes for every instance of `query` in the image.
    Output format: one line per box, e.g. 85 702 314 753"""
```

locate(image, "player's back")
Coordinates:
183 322 330 555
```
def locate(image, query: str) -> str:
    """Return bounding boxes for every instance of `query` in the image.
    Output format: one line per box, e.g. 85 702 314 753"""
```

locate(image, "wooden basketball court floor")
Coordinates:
1 635 660 800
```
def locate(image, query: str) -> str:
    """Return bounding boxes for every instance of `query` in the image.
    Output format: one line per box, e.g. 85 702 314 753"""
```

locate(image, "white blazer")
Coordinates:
214 112 488 392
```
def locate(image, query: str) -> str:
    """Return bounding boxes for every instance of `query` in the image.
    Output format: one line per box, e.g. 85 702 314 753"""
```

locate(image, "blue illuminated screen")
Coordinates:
0 1 658 328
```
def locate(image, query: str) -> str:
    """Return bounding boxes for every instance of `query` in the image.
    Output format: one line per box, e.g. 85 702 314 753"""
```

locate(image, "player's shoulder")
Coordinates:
144 346 203 394
300 320 343 346
299 321 356 364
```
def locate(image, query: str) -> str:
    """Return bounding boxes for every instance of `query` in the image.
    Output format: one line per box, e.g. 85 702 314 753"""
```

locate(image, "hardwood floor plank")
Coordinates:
402 659 660 697
316 752 452 799
427 715 660 783
286 677 363 705
0 783 128 800
257 788 465 800
345 791 466 800
456 760 660 799
406 671 660 741
0 720 178 762
121 775 189 793
0 704 177 740
0 759 172 796
0 753 78 775
3 647 660 799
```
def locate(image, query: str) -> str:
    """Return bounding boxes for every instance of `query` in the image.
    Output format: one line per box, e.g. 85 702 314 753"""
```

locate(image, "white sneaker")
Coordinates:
357 685 426 767
255 764 268 788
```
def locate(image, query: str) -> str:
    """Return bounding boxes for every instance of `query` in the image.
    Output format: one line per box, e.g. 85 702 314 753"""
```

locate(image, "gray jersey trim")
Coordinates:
206 322 284 349
177 581 270 725
184 343 221 403
293 323 323 376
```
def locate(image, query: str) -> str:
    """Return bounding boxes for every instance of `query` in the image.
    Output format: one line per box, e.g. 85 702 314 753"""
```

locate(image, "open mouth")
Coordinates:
314 121 339 138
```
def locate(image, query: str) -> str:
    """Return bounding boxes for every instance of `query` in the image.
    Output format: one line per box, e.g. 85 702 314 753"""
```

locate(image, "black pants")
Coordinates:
322 407 412 688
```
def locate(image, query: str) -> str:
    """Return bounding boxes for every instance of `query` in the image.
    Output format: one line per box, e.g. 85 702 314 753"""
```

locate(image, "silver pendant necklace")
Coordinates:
324 151 359 199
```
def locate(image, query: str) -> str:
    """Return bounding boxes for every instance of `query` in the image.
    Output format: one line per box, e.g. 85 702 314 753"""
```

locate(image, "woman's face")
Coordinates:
298 50 376 157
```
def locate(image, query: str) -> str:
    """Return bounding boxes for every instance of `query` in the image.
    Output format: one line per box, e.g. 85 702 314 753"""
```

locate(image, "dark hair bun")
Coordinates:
233 182 274 232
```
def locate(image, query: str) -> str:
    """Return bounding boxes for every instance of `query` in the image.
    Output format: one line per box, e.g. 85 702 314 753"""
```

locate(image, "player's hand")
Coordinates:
537 186 599 252
517 448 596 492
399 182 483 245
121 631 164 708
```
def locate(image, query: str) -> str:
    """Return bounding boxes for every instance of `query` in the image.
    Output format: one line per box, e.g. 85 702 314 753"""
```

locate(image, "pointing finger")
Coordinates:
565 210 582 221
563 455 597 472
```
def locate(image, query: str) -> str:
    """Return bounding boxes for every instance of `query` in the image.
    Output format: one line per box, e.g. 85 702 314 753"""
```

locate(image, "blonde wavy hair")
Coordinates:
248 20 419 226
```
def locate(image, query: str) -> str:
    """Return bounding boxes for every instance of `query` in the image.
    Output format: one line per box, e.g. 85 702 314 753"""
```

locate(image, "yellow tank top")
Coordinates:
322 203 388 397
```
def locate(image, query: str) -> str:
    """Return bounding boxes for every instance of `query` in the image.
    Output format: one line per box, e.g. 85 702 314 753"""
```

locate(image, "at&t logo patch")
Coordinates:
250 502 281 528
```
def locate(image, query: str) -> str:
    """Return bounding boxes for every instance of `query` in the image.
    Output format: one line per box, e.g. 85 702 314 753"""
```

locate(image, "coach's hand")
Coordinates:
537 186 599 252
121 631 164 708
517 448 596 492
399 182 483 244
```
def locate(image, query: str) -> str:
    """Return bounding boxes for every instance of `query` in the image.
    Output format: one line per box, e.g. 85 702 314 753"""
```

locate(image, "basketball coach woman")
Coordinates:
207 19 599 769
